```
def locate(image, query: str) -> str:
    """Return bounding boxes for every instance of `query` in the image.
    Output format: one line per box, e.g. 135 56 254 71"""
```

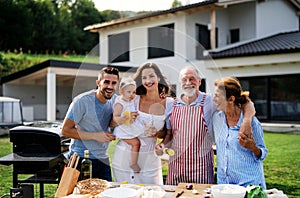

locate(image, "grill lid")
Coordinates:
9 126 63 156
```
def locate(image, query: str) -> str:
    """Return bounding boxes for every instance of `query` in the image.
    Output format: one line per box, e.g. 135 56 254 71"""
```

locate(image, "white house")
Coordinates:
84 0 300 122
1 60 133 121
1 0 300 123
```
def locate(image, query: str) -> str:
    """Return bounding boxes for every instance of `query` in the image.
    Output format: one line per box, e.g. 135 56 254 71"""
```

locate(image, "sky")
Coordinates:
93 0 202 11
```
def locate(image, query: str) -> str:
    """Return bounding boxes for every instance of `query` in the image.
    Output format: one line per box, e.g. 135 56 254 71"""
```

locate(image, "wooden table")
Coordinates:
67 182 213 197
110 182 213 198
171 183 213 198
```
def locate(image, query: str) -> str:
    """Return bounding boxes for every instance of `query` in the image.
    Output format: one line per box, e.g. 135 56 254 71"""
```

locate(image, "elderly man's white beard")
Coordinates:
182 87 197 97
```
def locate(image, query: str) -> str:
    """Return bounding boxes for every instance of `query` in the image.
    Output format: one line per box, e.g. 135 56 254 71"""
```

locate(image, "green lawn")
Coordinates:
0 52 99 79
0 132 299 197
263 133 300 197
3 52 98 64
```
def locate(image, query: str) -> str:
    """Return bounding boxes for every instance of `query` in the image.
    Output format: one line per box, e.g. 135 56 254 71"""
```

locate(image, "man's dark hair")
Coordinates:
98 66 119 80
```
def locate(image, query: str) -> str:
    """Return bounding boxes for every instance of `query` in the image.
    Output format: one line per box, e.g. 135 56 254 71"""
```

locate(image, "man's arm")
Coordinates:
61 118 115 143
240 101 256 136
113 103 128 125
161 129 173 146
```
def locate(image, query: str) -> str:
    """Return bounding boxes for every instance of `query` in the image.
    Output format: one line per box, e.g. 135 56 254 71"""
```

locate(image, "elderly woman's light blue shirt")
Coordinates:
212 111 268 189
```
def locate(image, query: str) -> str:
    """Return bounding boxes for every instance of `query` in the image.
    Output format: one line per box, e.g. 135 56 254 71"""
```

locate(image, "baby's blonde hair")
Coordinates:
119 77 136 90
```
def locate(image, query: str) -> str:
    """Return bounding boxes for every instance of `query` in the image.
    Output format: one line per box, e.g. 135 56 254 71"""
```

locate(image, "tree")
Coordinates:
101 10 121 22
28 0 61 53
171 0 182 8
56 1 75 54
0 0 33 51
70 0 103 54
0 0 123 55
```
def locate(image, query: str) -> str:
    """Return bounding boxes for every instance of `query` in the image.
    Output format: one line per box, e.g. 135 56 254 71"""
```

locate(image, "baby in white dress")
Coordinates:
113 77 144 173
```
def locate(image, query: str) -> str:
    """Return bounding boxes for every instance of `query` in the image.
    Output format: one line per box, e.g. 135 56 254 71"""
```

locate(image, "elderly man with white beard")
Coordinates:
155 66 255 185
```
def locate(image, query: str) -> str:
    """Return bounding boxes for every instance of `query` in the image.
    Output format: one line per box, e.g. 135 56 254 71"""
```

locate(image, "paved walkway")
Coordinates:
0 128 9 136
1 122 300 136
262 123 300 134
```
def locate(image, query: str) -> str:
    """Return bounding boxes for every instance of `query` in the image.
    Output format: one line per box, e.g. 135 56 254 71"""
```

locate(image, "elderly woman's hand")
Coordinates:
238 132 255 150
238 132 262 158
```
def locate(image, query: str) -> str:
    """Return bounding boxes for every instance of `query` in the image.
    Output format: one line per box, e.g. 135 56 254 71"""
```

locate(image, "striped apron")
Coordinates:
166 94 214 185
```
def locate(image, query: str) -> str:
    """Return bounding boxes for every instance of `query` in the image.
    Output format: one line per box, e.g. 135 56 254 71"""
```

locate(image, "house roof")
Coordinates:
1 59 134 85
208 31 300 59
84 0 300 32
84 0 217 32
0 96 21 102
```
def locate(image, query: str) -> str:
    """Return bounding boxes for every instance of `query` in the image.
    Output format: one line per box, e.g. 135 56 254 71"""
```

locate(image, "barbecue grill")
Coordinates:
0 123 69 198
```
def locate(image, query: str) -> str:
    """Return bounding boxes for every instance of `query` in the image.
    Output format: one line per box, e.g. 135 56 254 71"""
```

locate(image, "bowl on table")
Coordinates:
211 184 246 198
100 187 139 198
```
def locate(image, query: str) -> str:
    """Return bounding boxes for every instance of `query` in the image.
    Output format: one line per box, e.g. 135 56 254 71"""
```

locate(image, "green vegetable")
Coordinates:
246 185 267 198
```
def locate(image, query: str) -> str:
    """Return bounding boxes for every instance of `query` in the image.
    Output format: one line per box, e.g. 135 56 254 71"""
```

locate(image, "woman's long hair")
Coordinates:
133 62 170 97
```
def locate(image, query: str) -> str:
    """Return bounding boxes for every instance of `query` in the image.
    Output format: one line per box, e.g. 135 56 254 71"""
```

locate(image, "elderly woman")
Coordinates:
212 77 268 189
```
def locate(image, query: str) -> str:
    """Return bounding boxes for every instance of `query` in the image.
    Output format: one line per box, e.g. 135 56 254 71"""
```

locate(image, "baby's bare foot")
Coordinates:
130 163 141 173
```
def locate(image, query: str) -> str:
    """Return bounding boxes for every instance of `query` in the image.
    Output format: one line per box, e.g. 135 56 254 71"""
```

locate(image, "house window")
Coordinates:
108 32 129 63
148 23 174 59
199 78 206 92
196 24 218 59
230 28 239 43
240 78 268 120
239 74 300 122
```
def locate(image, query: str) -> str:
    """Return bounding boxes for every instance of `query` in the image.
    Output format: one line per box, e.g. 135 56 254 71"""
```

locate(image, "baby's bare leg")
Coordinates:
123 138 141 173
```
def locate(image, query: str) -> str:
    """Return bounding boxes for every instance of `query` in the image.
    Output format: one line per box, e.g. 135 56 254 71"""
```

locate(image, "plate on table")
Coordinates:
142 186 166 198
161 185 177 192
120 184 144 197
120 184 144 190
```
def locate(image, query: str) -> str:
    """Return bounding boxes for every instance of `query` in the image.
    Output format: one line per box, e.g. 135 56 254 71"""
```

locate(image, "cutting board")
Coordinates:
173 183 213 198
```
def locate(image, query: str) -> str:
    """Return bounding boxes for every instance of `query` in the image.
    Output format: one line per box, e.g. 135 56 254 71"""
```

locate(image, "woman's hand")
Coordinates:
238 132 261 158
238 132 254 149
113 112 138 126
130 111 139 124
144 124 157 137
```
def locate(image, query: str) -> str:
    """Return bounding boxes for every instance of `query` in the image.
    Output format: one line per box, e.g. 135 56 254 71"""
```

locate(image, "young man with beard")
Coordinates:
155 66 255 185
62 66 119 181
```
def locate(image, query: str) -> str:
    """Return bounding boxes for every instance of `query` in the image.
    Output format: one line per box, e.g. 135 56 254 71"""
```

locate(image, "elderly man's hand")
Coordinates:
239 118 252 137
155 143 165 156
